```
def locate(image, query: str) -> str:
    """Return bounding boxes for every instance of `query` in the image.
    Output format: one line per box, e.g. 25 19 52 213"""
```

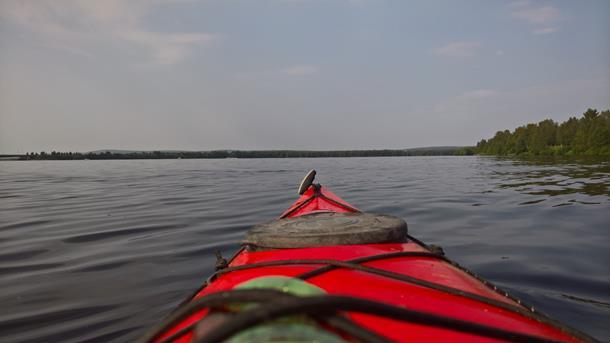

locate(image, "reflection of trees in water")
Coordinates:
487 157 610 199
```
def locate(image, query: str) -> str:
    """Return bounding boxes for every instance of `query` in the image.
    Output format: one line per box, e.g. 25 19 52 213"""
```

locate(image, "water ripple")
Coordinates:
0 157 608 341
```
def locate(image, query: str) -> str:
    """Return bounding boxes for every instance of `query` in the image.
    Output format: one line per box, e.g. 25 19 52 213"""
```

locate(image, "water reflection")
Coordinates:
1 157 609 341
489 157 610 203
561 294 610 309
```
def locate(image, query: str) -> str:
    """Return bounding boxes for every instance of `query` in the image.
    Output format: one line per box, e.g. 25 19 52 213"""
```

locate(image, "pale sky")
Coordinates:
1 0 609 153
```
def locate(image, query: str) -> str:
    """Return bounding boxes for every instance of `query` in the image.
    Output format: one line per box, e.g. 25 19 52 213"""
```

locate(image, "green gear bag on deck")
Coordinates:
227 276 344 343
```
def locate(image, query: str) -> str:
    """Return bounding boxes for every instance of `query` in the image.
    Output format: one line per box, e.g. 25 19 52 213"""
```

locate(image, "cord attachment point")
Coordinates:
214 250 228 270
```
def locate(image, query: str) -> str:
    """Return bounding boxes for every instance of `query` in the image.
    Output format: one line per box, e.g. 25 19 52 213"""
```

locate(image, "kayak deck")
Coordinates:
154 243 584 342
144 172 591 343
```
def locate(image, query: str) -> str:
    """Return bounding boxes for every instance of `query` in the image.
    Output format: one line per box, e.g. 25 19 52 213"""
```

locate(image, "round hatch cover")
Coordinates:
243 212 408 249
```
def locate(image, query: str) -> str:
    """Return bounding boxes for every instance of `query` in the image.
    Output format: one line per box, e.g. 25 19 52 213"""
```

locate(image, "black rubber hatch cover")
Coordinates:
243 212 408 249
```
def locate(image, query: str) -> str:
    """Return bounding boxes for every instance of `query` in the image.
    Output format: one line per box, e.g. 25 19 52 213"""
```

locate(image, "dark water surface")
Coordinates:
1 157 609 342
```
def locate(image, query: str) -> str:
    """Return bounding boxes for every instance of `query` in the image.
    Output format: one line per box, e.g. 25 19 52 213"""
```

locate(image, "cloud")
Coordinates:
433 42 480 58
509 1 561 34
424 77 610 146
0 0 213 66
119 30 214 66
432 78 609 125
532 27 559 35
512 6 560 24
280 65 319 76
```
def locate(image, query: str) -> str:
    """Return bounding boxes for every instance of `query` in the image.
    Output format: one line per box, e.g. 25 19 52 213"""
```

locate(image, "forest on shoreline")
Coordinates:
12 147 474 160
476 108 610 156
6 108 609 160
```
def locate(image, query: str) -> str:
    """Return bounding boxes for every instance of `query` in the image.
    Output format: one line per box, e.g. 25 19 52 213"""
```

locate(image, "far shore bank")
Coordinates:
2 147 475 160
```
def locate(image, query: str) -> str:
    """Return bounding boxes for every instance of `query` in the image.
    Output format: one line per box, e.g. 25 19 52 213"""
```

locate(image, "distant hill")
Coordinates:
88 149 207 154
404 146 465 152
87 146 468 155
19 146 475 160
88 149 141 154
0 154 22 160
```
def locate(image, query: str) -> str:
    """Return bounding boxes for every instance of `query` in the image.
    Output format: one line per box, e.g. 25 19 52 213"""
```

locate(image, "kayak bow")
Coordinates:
143 170 593 343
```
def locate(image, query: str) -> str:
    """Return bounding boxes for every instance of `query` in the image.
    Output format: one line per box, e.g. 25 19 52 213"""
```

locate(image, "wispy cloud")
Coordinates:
0 0 214 66
433 41 480 58
511 5 560 24
119 30 213 66
509 1 562 35
427 77 610 145
532 27 559 35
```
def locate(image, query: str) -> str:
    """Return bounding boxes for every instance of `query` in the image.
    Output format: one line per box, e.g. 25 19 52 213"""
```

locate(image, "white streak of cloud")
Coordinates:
432 78 610 138
0 0 213 66
511 5 560 24
433 42 480 58
120 30 214 66
509 1 562 35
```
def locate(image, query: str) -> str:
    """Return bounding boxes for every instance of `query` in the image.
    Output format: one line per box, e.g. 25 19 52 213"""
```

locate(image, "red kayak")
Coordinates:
142 170 593 343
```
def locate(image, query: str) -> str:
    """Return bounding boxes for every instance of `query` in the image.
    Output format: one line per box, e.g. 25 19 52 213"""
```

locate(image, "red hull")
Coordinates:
149 185 589 343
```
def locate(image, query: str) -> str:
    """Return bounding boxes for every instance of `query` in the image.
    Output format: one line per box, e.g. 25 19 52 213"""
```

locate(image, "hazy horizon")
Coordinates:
1 0 609 154
6 145 469 155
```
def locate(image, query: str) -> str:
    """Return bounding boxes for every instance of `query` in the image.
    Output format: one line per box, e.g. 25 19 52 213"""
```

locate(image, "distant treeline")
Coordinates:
19 147 474 160
476 108 610 156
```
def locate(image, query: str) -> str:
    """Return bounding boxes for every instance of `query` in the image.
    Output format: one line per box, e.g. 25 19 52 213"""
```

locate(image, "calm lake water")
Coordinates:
1 157 609 342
